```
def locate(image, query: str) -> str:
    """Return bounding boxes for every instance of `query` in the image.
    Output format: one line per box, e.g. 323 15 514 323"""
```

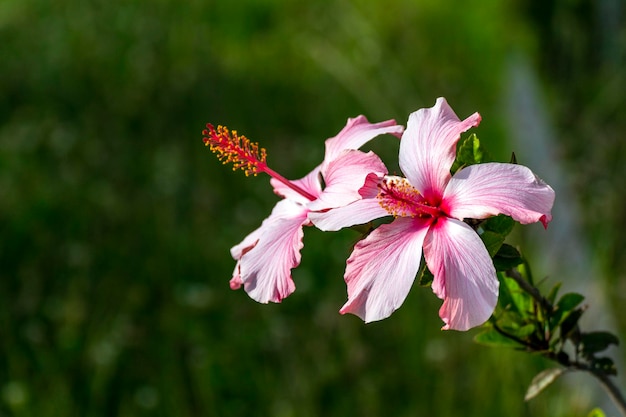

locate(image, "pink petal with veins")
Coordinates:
323 116 403 167
308 150 387 211
308 197 389 232
443 163 555 227
231 199 309 303
399 97 481 203
340 217 430 322
309 170 388 231
423 217 499 331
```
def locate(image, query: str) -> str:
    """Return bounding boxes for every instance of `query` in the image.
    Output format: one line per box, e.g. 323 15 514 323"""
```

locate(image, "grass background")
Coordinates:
1 0 625 415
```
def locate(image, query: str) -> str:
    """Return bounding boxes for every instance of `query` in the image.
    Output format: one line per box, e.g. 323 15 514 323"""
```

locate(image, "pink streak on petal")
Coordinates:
323 116 403 166
399 97 481 203
229 268 243 290
423 217 499 331
359 172 385 199
443 163 555 225
230 221 263 261
307 150 387 211
231 199 309 303
340 217 430 322
270 166 323 204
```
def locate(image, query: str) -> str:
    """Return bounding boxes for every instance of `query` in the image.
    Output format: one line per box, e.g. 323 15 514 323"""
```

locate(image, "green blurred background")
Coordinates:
1 0 625 415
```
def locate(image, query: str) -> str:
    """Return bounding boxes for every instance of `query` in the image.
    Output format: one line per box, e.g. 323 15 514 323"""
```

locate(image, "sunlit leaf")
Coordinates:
524 368 566 401
500 275 533 318
451 134 492 174
474 328 524 348
556 293 585 311
512 323 536 338
550 293 585 330
587 408 606 417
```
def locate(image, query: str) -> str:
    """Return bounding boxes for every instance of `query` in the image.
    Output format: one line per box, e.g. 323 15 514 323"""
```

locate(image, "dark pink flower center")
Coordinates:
377 176 443 218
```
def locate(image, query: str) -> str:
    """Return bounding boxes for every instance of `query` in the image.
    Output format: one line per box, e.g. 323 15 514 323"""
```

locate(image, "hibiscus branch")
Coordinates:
589 369 626 416
489 263 626 415
504 267 553 314
491 321 545 351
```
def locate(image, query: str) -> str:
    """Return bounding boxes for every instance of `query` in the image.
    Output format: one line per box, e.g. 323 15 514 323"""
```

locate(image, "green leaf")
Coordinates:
556 292 585 311
499 275 533 318
474 328 524 348
512 323 536 338
478 216 517 261
580 331 620 357
546 282 562 305
492 322 537 341
559 308 584 340
591 357 617 376
451 134 492 174
482 214 515 236
587 408 606 417
480 231 505 257
550 293 585 329
524 368 566 401
493 244 523 271
417 257 433 287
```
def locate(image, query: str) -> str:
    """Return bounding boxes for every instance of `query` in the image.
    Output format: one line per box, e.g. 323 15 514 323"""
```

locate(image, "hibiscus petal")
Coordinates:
230 219 264 261
399 97 481 203
340 217 430 322
307 150 387 212
308 197 389 231
270 166 322 204
231 199 309 303
423 217 499 331
443 163 555 227
308 171 389 231
323 116 403 166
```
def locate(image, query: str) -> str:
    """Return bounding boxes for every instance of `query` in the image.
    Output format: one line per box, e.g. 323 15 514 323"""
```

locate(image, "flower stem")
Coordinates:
505 267 552 313
592 370 626 416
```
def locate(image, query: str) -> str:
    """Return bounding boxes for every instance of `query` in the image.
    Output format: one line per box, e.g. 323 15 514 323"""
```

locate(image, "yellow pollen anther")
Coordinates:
377 176 437 218
203 124 267 176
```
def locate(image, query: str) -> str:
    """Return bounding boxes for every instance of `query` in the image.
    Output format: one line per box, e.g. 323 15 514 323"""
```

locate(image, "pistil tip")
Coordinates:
202 123 267 176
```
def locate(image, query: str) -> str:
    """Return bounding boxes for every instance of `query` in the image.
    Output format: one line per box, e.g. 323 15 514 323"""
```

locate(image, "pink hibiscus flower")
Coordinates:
228 117 403 304
311 97 555 331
